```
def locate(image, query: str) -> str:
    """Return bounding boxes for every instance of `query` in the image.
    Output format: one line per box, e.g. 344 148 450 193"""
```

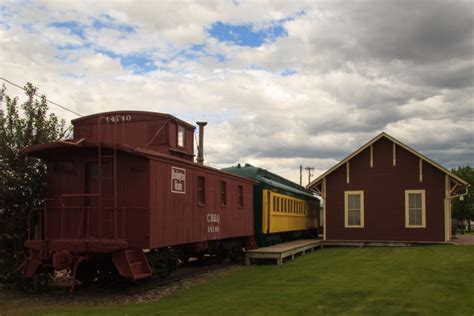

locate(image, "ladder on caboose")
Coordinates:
96 115 120 239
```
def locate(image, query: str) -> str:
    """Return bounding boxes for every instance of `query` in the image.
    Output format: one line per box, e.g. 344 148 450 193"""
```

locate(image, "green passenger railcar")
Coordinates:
223 164 320 247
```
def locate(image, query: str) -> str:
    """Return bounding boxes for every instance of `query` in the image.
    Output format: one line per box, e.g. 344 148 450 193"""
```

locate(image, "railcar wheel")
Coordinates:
216 246 227 264
30 269 54 293
179 254 191 263
147 249 179 278
76 262 98 286
229 246 243 262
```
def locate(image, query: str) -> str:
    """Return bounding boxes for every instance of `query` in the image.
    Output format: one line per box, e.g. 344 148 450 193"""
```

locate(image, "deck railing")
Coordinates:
27 206 148 241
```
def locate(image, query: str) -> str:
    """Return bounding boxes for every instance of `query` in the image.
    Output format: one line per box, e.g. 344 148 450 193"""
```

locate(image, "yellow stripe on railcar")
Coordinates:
262 190 318 234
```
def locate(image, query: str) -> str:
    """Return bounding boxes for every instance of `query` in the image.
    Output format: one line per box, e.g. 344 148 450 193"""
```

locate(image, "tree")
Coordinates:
0 83 67 283
451 165 474 232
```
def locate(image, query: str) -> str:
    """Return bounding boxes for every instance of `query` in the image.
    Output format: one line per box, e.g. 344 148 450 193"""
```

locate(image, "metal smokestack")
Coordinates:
196 122 207 164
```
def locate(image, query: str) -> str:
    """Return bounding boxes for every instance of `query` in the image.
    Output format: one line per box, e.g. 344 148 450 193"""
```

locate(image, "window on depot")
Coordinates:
197 176 205 206
238 185 244 208
220 181 227 207
405 190 426 228
177 125 185 147
344 191 364 228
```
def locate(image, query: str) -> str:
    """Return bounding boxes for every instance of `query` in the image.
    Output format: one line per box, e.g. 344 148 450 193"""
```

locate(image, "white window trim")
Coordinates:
344 191 364 228
405 190 426 228
177 125 185 147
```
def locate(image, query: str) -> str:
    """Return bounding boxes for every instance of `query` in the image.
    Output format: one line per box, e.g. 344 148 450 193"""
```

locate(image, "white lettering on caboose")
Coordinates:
207 213 220 233
105 115 132 123
207 213 220 223
171 167 186 194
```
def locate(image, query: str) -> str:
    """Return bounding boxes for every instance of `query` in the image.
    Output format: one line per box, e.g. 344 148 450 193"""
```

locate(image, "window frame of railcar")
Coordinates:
177 125 185 148
220 181 227 207
54 160 75 174
197 176 206 206
237 185 244 208
269 193 309 216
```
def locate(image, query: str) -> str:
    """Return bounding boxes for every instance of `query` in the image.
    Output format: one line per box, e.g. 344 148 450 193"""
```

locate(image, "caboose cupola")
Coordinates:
72 111 195 161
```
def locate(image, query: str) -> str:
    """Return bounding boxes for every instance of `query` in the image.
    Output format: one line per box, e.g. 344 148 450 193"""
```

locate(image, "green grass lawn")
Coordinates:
5 245 474 315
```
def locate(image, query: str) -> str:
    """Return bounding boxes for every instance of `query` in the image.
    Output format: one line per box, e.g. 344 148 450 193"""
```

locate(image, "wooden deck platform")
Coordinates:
245 239 321 266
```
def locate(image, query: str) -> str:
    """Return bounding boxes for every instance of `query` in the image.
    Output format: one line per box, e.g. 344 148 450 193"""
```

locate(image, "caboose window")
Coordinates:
238 185 244 208
54 160 75 173
220 181 227 207
197 176 205 206
177 125 185 147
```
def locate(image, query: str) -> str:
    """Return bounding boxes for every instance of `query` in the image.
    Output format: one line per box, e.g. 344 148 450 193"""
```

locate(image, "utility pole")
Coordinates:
305 167 314 185
299 165 303 186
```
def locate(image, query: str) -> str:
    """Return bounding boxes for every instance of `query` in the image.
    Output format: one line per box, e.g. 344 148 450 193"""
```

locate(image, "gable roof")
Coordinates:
307 132 469 189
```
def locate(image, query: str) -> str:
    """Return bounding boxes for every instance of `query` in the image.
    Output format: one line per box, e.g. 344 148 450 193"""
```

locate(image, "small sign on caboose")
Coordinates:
171 167 186 194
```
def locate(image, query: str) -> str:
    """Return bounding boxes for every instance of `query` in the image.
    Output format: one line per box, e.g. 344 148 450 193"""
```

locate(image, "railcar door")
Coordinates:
84 160 114 238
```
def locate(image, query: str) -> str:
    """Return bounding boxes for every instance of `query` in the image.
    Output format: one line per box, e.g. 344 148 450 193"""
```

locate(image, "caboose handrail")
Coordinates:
59 193 98 207
27 208 44 240
27 205 148 241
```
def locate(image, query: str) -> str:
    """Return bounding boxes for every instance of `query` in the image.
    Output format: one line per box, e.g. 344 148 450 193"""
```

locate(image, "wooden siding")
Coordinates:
41 149 149 248
73 111 195 160
326 137 446 242
148 159 254 248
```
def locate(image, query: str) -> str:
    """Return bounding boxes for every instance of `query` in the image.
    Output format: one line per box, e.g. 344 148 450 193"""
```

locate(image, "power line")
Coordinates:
305 166 314 185
0 77 83 117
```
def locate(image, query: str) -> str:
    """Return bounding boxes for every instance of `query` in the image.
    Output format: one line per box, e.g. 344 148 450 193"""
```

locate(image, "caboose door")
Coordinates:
84 160 114 238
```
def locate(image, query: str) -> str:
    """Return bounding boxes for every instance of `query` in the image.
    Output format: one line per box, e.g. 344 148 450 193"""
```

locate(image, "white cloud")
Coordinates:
1 0 472 186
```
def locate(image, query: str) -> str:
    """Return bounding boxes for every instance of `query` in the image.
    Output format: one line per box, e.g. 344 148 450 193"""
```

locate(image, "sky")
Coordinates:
1 0 473 185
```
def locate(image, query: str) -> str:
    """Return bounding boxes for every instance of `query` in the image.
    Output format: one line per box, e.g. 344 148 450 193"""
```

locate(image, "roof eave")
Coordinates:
306 132 469 188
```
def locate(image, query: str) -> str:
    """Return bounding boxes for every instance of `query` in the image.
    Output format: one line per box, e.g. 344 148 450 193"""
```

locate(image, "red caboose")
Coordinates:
22 111 255 285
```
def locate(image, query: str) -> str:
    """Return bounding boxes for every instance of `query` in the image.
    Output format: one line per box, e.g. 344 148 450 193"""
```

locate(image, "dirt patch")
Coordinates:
451 234 474 245
1 265 244 315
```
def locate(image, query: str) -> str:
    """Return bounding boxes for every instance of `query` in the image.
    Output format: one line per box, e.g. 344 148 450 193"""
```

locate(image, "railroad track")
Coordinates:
126 261 233 294
54 260 236 297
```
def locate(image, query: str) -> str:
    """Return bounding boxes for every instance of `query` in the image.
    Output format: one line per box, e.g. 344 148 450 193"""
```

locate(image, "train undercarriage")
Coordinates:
22 237 250 292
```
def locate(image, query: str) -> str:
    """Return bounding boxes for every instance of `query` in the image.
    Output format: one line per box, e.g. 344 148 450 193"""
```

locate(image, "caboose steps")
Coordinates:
112 249 152 281
245 239 321 265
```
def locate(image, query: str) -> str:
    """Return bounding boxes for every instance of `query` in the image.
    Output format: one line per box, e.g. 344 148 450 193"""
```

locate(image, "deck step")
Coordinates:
133 273 153 280
112 249 152 280
245 239 321 266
